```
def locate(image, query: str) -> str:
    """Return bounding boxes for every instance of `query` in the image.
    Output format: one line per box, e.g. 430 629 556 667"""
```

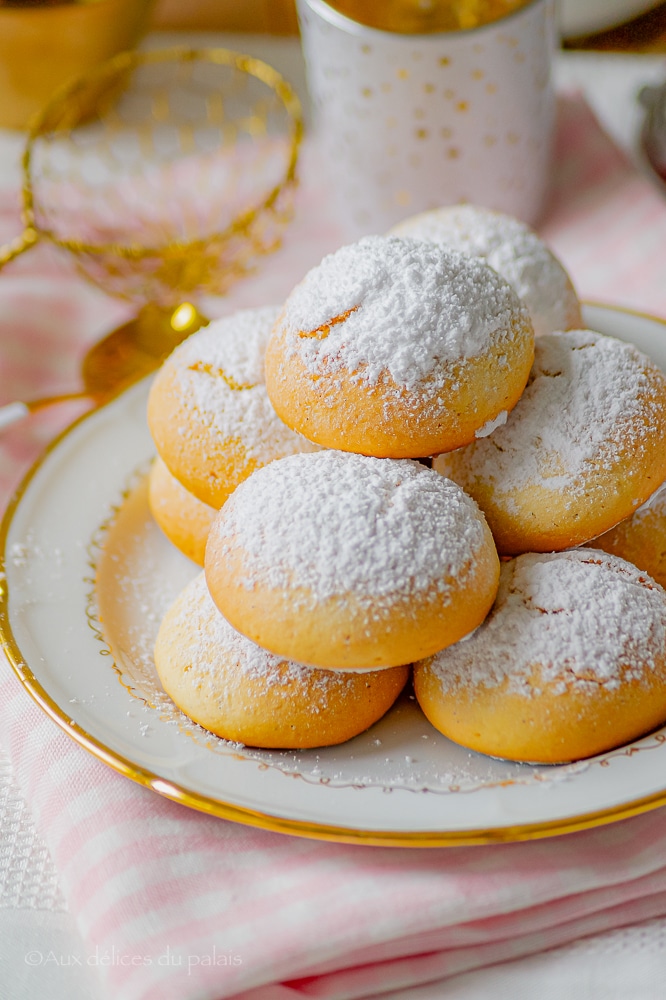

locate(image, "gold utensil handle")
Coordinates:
0 402 29 431
0 226 38 270
0 391 94 430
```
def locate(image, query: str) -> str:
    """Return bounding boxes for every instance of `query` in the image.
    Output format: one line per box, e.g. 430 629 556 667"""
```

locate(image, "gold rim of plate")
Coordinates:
2 300 666 847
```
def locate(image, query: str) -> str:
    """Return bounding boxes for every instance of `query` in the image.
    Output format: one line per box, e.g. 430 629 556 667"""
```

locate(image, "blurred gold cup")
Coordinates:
0 0 155 131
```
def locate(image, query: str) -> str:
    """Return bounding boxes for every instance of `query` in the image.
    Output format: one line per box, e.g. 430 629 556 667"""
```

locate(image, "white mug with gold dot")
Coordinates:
297 0 558 236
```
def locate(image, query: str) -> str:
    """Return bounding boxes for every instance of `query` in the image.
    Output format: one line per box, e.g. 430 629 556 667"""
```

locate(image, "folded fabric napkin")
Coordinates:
3 92 666 1000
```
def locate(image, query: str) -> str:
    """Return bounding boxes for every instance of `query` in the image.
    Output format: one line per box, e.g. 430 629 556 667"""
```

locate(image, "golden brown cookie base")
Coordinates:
436 453 666 555
205 535 500 669
148 363 257 509
588 503 666 590
155 575 411 749
414 660 666 764
265 324 533 458
148 457 217 566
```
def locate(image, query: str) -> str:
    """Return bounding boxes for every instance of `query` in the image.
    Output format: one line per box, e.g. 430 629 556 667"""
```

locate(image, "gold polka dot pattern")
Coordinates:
298 0 557 235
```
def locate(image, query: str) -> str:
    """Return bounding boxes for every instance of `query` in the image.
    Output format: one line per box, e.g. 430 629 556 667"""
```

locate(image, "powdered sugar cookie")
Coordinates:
390 205 582 338
205 451 499 669
588 482 666 588
414 550 666 763
435 330 666 554
148 457 216 566
265 236 534 458
155 573 409 748
147 306 319 509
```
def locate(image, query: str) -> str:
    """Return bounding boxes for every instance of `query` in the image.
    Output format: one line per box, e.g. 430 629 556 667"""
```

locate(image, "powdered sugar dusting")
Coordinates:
169 306 319 463
631 478 666 519
439 330 664 497
475 410 508 438
163 573 356 701
276 236 528 388
426 549 666 697
208 452 487 607
391 205 581 337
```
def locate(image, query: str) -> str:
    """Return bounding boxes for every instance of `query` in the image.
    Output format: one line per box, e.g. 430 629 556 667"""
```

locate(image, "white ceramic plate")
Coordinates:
3 303 666 846
560 0 662 39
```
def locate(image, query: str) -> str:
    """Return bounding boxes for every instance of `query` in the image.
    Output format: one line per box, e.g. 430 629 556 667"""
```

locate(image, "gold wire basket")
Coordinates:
0 46 303 400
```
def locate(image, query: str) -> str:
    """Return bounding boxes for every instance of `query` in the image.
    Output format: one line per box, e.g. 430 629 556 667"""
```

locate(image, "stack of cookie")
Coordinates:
147 306 413 749
146 205 666 763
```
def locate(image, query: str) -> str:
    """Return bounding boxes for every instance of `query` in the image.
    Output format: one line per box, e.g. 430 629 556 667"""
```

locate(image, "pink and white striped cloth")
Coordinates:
3 93 666 1000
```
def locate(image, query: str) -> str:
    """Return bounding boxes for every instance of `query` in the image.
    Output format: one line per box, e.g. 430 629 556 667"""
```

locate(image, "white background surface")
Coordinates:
2 30 666 1000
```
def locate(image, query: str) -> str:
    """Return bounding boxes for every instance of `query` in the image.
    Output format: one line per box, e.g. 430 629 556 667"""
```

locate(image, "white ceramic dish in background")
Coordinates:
560 0 662 39
3 303 666 846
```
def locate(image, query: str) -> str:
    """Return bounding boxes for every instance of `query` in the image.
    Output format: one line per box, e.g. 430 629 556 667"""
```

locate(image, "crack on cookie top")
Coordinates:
277 235 528 390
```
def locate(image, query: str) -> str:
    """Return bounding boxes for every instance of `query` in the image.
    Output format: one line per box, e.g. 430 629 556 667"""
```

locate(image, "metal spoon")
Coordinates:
0 301 207 431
